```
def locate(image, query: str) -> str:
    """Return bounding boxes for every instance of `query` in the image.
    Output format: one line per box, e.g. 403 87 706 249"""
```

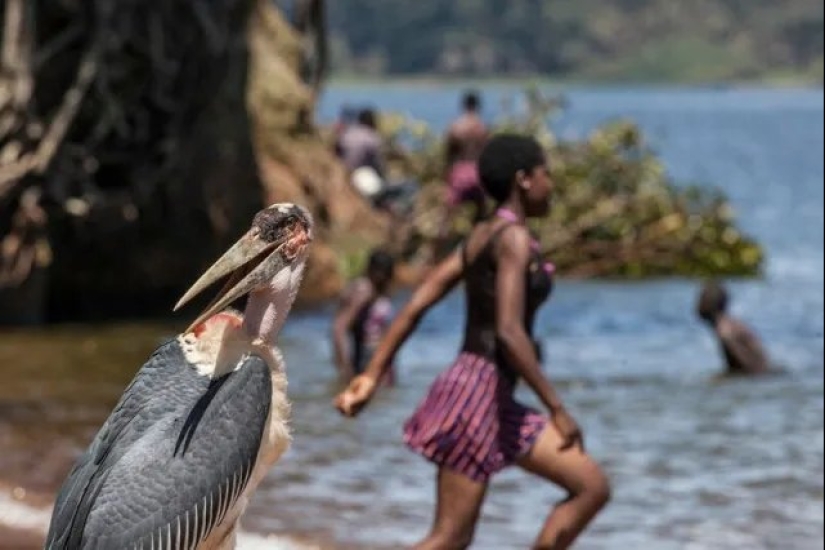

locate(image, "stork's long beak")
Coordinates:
174 230 283 334
174 203 313 335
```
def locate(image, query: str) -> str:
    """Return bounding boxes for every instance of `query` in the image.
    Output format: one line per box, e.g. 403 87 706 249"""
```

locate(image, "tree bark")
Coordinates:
0 0 384 325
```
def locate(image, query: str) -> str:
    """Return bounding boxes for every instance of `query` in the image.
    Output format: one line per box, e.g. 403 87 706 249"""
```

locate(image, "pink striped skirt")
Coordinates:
403 352 548 483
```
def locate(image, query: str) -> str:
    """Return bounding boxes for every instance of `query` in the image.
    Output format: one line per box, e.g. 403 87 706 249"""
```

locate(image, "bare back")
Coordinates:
717 316 771 375
446 113 488 165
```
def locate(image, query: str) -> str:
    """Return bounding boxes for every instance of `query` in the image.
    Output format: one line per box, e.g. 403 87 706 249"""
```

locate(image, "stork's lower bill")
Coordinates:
45 204 313 550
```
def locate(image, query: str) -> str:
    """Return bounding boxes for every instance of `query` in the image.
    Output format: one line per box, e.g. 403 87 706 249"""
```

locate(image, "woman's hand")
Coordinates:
334 374 379 417
552 407 585 451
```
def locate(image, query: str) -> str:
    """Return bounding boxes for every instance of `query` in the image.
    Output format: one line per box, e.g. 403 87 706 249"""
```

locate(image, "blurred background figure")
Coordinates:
697 280 773 377
337 108 387 199
443 90 489 223
336 107 419 220
332 105 357 152
332 249 397 385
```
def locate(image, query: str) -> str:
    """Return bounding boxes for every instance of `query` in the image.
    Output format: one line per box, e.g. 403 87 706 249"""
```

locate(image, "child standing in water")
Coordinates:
332 250 397 385
336 135 610 549
697 280 772 376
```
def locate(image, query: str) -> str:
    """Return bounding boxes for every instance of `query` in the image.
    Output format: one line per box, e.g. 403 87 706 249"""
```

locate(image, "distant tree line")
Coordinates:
326 0 823 82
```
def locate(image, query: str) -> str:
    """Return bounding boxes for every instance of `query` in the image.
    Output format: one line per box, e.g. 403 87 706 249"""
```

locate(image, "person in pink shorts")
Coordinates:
336 135 611 549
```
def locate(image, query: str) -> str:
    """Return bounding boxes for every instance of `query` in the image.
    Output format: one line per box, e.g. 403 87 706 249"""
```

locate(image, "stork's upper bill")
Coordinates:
174 204 313 334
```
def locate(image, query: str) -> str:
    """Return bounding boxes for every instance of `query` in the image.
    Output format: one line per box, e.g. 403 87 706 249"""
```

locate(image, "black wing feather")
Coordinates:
45 340 272 550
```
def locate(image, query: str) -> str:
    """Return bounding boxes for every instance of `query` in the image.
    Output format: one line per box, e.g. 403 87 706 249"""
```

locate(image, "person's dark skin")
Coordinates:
444 98 488 168
440 93 489 231
336 158 610 550
332 263 394 383
698 282 771 376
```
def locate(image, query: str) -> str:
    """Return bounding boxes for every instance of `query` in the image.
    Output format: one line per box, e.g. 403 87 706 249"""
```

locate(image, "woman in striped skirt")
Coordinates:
336 134 611 549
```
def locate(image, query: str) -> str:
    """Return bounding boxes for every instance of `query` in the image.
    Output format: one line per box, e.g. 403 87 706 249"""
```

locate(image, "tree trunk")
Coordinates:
0 0 384 325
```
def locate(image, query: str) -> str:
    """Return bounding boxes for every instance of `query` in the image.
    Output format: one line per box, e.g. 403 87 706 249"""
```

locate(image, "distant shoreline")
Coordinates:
326 74 824 91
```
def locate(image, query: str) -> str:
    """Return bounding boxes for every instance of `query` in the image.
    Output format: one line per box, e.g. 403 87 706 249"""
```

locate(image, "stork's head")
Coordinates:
175 204 313 339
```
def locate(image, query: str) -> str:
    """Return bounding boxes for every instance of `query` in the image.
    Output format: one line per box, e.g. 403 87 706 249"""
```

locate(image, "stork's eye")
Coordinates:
252 205 310 245
254 211 295 243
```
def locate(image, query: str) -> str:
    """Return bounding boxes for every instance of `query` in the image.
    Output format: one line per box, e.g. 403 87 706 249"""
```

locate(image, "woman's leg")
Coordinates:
517 425 611 550
414 467 488 550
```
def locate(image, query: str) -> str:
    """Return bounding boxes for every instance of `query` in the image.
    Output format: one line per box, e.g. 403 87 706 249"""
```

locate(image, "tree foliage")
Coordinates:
328 0 823 82
376 89 764 279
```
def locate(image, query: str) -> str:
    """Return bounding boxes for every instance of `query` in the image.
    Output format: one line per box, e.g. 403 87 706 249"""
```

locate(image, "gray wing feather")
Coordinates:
45 340 272 550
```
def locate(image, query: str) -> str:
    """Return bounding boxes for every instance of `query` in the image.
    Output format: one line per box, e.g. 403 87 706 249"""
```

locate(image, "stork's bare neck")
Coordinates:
242 260 306 346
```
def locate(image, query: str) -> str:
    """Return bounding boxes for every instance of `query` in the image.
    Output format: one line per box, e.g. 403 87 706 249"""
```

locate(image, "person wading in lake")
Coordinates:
332 249 397 386
697 280 773 376
444 91 489 218
336 134 611 550
433 92 491 256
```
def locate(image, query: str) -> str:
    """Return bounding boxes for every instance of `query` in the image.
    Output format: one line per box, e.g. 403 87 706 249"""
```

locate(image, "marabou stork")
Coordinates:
45 203 313 550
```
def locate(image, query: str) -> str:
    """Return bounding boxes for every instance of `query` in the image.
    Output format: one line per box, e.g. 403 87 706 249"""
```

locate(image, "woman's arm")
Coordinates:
495 226 583 450
362 249 465 382
494 226 566 413
335 250 465 417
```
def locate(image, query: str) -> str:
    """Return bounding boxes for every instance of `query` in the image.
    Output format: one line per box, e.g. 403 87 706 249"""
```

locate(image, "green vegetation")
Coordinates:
328 0 823 84
379 89 764 279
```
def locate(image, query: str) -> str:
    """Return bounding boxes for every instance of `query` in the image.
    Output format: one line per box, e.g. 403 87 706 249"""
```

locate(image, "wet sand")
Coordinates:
0 525 44 550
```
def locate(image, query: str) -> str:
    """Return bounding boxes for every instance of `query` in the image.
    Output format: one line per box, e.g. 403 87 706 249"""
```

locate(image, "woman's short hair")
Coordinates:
477 134 545 203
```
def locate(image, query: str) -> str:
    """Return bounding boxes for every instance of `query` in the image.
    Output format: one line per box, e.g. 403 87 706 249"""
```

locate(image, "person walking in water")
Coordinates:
336 135 610 549
332 249 397 385
697 280 772 376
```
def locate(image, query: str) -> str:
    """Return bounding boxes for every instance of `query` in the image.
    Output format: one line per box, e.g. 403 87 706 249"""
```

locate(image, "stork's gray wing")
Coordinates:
45 339 273 550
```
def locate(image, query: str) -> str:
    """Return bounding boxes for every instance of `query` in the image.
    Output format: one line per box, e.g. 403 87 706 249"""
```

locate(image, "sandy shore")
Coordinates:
0 484 327 550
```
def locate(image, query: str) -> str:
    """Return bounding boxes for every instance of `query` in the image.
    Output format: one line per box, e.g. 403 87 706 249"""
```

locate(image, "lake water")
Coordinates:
1 86 823 549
